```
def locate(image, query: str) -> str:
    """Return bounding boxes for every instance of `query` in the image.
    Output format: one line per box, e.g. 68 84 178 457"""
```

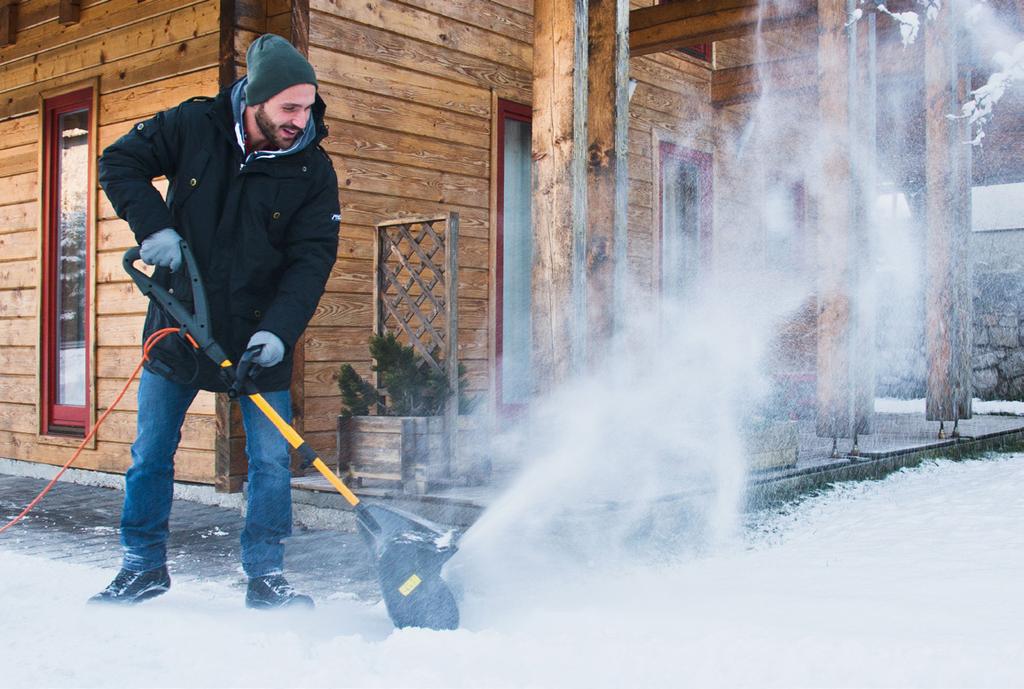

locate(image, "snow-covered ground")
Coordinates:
3 455 1024 688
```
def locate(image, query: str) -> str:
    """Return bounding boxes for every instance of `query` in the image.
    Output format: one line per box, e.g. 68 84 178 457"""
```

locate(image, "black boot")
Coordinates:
88 566 171 605
245 574 314 610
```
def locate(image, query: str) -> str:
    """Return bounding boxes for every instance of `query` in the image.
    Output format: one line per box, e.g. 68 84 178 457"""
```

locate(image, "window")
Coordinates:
658 142 712 300
41 87 93 435
678 44 710 62
764 180 807 273
495 100 532 414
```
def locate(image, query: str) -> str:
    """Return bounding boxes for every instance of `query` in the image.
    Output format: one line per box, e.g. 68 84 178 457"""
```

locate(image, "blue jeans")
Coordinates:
121 368 293 578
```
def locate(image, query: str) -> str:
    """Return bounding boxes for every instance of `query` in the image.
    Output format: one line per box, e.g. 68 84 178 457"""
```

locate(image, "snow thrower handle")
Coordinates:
122 241 224 362
229 346 263 399
123 243 361 509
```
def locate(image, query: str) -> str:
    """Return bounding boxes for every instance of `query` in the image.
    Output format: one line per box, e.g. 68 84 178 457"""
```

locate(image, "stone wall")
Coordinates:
973 272 1024 399
876 229 1024 401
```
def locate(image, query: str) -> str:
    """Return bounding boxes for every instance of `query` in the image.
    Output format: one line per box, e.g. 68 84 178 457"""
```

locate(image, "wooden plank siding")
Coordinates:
0 0 221 482
1 0 719 483
302 0 713 462
626 0 711 295
303 0 514 462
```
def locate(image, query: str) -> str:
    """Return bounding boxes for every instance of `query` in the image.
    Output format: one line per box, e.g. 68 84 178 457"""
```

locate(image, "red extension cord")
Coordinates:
0 327 181 535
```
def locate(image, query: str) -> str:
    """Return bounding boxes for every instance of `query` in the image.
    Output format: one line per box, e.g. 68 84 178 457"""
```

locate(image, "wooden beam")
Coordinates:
815 0 855 439
586 0 629 357
58 0 81 25
0 0 16 47
710 28 934 106
629 0 816 57
532 0 589 390
924 0 973 423
711 54 816 105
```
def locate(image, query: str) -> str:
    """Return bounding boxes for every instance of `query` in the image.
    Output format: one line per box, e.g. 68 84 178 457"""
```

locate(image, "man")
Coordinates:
91 35 340 609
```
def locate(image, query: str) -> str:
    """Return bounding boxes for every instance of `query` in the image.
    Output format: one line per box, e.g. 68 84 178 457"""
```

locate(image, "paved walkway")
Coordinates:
3 411 1022 601
0 474 381 604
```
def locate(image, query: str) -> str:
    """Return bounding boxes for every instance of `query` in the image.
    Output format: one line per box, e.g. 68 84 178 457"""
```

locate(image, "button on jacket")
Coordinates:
99 81 340 392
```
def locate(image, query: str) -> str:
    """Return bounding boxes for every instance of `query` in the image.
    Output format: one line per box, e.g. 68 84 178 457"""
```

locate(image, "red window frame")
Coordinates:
657 141 713 294
495 98 532 419
41 87 93 436
678 44 711 62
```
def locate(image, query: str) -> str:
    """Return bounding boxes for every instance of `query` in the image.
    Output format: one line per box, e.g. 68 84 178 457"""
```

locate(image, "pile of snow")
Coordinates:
2 455 1023 687
876 397 1024 415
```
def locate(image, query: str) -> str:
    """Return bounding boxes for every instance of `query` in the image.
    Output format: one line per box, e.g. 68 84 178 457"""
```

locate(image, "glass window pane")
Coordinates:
55 109 89 407
662 159 701 299
764 184 804 273
501 118 532 405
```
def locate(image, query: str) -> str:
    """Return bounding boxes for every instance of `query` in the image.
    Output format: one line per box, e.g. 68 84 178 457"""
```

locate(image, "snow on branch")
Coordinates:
848 0 937 46
955 41 1024 146
876 4 922 45
846 0 1022 147
918 0 941 21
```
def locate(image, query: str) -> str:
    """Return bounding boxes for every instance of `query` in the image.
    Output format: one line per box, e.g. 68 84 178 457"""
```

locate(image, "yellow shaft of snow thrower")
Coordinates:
247 390 361 507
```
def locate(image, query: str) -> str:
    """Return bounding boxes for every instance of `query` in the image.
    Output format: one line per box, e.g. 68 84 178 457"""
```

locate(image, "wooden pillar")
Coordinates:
814 0 855 439
532 0 589 392
852 12 877 435
289 0 311 469
215 0 241 491
586 0 629 359
924 0 973 422
290 0 310 56
218 0 239 88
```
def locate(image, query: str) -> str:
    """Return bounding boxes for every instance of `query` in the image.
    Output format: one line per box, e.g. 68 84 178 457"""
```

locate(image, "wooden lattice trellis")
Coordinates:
373 213 460 479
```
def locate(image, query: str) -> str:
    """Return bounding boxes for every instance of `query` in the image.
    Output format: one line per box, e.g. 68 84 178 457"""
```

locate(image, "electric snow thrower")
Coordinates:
123 242 460 630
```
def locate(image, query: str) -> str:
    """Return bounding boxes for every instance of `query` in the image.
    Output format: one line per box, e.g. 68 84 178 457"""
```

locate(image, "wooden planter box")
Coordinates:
336 415 489 493
743 419 799 470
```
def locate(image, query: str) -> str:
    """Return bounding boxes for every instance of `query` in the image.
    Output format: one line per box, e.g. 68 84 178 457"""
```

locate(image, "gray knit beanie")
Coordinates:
244 34 317 105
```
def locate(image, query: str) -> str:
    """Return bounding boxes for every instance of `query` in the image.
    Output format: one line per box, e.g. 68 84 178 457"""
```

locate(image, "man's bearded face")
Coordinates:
253 83 316 150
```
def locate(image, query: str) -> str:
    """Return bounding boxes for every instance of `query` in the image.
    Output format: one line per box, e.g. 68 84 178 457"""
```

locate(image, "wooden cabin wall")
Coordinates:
301 0 714 462
711 27 817 281
300 0 530 460
0 0 222 482
627 51 713 295
626 2 714 297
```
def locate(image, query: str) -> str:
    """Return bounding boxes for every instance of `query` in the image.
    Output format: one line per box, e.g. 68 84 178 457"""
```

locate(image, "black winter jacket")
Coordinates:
99 82 340 392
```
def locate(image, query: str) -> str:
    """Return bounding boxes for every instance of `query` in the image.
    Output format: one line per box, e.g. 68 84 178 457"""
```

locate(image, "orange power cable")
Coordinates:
0 328 182 535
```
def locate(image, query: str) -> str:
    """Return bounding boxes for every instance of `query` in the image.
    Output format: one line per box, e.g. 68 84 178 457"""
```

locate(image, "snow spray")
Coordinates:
448 277 811 626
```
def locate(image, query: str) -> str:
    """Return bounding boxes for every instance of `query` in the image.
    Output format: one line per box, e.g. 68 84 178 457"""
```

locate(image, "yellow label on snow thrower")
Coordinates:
399 574 422 596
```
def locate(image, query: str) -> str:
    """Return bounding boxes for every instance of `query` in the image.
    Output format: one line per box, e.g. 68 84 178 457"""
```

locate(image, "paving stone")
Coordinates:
0 474 381 604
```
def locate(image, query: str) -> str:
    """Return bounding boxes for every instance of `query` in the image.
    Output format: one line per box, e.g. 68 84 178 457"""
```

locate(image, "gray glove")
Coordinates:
139 228 183 272
247 331 285 368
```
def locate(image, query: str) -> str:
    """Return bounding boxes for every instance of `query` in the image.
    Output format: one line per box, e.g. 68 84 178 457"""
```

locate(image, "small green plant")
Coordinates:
338 334 470 417
371 333 449 416
337 363 378 418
